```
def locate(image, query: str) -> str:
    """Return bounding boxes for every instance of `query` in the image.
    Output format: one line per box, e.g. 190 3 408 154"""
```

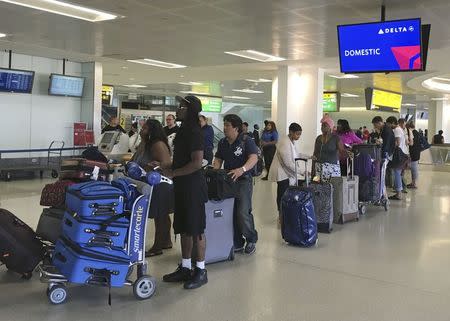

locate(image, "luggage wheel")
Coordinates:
133 275 156 300
358 204 367 215
47 284 68 305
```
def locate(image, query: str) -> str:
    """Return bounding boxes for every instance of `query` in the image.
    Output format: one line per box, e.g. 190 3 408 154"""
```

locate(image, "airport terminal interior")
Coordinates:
1 0 450 320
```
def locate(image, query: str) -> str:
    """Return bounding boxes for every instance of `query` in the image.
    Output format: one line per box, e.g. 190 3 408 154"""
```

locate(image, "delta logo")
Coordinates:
378 25 415 35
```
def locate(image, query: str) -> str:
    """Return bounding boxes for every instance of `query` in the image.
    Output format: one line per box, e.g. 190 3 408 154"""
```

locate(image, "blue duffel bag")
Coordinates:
66 181 125 217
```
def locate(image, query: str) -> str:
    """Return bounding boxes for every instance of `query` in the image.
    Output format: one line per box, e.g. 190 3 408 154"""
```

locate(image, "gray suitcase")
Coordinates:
309 182 334 233
36 207 65 243
194 198 235 264
331 158 359 224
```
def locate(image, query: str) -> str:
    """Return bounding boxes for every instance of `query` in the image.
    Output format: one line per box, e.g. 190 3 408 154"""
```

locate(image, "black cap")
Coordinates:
176 95 202 113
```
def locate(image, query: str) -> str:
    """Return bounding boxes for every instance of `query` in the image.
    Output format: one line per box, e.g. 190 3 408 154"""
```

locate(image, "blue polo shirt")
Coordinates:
215 135 258 174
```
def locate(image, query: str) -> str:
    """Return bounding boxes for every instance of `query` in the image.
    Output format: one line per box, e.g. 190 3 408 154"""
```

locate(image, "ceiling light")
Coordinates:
431 97 449 101
329 74 360 79
127 59 186 69
178 82 203 86
224 50 285 62
339 107 366 111
245 78 272 83
179 91 208 95
123 84 147 88
402 103 416 106
341 93 359 98
432 77 450 82
121 66 128 69
232 89 264 94
423 78 450 93
223 96 251 100
0 0 118 22
0 33 6 38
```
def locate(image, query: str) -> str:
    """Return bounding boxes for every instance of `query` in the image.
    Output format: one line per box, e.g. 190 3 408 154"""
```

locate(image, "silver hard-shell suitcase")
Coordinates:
331 158 359 224
198 198 235 264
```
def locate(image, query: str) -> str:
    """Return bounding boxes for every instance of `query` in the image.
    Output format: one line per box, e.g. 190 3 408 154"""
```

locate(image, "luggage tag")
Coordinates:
91 166 100 181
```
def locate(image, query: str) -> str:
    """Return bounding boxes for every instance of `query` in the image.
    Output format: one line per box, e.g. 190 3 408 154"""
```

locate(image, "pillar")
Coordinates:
271 66 324 156
81 62 103 140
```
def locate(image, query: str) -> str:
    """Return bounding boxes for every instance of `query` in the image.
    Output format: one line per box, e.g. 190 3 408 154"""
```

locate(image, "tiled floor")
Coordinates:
1 166 450 321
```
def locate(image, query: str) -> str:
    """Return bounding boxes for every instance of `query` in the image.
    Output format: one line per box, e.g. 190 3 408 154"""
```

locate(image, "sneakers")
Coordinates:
234 245 245 253
163 265 192 283
183 267 208 290
244 242 256 255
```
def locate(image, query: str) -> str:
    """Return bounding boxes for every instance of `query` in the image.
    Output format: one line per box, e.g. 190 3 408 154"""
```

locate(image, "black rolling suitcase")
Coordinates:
0 209 45 278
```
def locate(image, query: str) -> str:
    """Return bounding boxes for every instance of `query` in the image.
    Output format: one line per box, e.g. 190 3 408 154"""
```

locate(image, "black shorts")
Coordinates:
173 171 208 236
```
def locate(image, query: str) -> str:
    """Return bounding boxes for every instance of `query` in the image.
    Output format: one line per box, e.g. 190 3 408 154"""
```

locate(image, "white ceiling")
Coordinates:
1 0 450 104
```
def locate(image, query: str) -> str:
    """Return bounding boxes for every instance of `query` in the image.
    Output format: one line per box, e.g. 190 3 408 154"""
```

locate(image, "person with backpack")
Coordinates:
268 123 304 226
213 114 259 255
406 122 421 189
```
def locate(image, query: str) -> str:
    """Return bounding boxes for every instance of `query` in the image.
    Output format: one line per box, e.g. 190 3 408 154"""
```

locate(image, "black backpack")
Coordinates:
241 135 264 177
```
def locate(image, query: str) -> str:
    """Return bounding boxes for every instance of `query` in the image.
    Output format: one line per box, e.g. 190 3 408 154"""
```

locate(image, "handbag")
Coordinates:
204 168 239 200
391 147 409 169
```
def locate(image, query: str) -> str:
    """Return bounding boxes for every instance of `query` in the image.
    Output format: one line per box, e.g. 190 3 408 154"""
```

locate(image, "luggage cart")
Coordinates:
352 144 389 215
39 172 172 305
47 141 65 178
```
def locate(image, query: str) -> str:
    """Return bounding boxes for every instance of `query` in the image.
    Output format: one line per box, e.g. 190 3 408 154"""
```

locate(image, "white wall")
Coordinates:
0 52 83 157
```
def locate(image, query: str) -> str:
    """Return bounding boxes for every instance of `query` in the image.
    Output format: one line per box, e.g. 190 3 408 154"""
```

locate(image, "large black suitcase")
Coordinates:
36 207 65 244
0 209 45 278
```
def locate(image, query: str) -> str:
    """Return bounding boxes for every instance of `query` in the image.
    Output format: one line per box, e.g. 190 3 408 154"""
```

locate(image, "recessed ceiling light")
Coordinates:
0 0 118 22
123 84 147 88
179 91 208 95
431 97 449 101
245 78 272 83
329 74 359 79
121 66 128 69
341 93 359 98
233 89 264 94
127 59 186 69
223 95 251 100
402 103 416 106
178 82 203 86
225 50 285 62
0 33 6 38
129 78 135 80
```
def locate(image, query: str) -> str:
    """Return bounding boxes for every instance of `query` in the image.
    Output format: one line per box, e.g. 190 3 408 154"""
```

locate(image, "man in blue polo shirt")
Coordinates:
213 114 259 255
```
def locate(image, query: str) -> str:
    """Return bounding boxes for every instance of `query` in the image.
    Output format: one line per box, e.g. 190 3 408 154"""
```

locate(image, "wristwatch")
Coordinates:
242 166 247 173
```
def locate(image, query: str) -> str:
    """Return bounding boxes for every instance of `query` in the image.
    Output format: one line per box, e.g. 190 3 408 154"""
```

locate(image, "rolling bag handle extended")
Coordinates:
346 156 356 181
294 157 309 187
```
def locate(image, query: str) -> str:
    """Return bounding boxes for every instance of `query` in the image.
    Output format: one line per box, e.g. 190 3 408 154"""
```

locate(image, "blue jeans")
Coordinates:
234 176 258 247
393 168 403 193
410 160 419 182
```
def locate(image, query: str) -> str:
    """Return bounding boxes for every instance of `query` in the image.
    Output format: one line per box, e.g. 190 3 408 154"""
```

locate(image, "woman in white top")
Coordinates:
387 116 410 201
269 123 304 224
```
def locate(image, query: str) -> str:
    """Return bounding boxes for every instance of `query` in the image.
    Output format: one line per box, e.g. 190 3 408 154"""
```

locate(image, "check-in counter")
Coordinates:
420 144 450 165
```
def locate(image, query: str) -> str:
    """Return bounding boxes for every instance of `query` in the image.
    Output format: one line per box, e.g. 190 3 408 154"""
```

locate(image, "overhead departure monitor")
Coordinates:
0 68 34 93
365 88 402 111
49 74 85 97
323 92 341 112
338 18 426 73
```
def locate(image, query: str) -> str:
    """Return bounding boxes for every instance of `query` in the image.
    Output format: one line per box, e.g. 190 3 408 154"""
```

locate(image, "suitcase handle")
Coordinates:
346 157 356 181
89 202 118 210
294 158 309 187
85 228 120 237
54 252 67 263
87 238 122 251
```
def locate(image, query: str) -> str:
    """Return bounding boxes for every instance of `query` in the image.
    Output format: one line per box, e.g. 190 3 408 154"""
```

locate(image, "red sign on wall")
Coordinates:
84 130 94 145
74 122 87 146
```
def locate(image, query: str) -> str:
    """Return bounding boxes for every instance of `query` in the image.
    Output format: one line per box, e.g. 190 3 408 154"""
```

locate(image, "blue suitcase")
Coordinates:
53 237 130 287
281 158 318 247
62 211 130 250
66 181 125 217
